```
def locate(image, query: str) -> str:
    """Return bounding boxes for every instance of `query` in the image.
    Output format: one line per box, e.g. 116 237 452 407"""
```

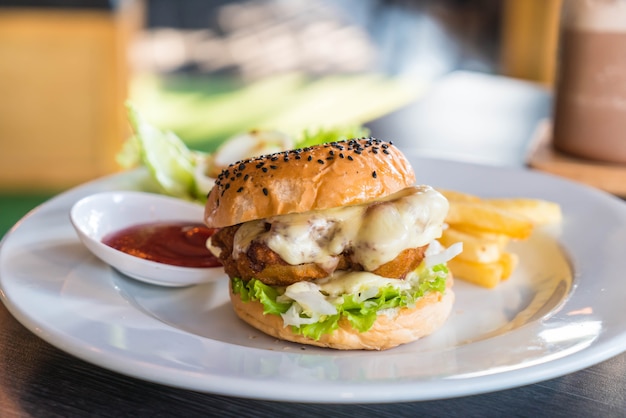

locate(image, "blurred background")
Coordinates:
0 0 561 235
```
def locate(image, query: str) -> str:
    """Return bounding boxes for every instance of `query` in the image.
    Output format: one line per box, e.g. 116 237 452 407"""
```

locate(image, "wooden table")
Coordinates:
1 72 625 417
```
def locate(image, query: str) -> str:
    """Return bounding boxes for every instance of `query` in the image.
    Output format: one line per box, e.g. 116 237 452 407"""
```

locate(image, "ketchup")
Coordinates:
102 222 221 268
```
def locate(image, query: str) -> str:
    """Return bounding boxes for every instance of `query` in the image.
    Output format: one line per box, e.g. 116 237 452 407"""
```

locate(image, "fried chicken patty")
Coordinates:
210 224 428 286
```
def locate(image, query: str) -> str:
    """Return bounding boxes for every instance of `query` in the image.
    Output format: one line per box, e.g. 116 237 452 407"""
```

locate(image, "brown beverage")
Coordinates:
552 0 626 164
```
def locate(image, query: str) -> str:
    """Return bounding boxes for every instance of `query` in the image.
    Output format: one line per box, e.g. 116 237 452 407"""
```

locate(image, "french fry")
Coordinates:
440 227 506 264
446 257 503 289
484 198 562 225
438 189 481 203
448 225 511 247
498 251 519 281
446 252 519 288
445 201 534 239
440 188 561 289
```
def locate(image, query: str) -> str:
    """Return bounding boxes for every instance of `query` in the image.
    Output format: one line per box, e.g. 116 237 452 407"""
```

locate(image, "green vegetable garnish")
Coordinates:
124 103 206 201
231 265 448 341
295 125 371 148
119 104 370 203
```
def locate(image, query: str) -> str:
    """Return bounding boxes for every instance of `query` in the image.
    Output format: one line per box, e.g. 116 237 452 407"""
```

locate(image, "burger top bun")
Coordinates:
204 138 416 228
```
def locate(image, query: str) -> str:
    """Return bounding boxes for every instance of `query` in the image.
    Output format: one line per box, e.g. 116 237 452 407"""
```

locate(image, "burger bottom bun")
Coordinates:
229 278 455 351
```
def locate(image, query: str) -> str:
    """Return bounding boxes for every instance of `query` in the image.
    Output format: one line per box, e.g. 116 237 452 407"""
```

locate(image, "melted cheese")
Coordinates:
233 185 448 271
316 270 414 297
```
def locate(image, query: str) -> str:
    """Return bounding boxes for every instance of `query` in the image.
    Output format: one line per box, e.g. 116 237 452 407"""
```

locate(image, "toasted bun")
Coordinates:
229 277 454 351
204 138 416 228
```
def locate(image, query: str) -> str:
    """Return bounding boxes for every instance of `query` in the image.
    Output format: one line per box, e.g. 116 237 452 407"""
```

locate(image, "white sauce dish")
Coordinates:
70 191 225 287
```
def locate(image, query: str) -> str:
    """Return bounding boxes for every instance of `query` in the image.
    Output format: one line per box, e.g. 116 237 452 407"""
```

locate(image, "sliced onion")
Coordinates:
212 130 294 175
281 304 321 327
284 281 337 316
355 286 380 303
424 241 463 268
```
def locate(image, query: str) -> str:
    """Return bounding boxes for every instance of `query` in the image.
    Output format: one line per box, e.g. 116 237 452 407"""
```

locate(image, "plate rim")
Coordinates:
2 160 626 403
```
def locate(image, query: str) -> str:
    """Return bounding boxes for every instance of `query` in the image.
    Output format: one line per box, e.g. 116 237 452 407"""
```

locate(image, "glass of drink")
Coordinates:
552 0 626 164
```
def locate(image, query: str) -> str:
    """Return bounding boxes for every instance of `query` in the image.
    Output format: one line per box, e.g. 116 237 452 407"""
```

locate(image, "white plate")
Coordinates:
1 160 626 403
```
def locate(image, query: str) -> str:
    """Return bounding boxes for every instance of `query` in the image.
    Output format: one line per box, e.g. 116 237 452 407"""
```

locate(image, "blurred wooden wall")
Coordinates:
0 2 143 191
500 0 562 86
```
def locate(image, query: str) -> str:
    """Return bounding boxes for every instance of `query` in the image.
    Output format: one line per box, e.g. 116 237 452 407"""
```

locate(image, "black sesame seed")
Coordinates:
308 155 313 161
262 167 268 173
270 165 277 169
237 187 244 193
348 155 354 161
372 171 377 178
263 188 269 196
383 149 390 155
244 174 250 181
238 163 246 171
317 159 324 164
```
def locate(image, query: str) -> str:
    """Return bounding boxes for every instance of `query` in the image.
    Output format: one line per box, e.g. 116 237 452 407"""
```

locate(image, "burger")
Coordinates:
204 138 460 350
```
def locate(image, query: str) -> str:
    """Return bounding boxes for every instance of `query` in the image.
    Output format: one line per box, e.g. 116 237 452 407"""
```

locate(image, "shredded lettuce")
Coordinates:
231 264 449 341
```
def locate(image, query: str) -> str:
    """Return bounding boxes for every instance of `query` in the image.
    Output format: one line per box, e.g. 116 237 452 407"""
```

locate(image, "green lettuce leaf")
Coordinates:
238 278 291 314
295 125 371 148
120 104 370 203
297 315 342 341
124 103 205 201
231 265 449 341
